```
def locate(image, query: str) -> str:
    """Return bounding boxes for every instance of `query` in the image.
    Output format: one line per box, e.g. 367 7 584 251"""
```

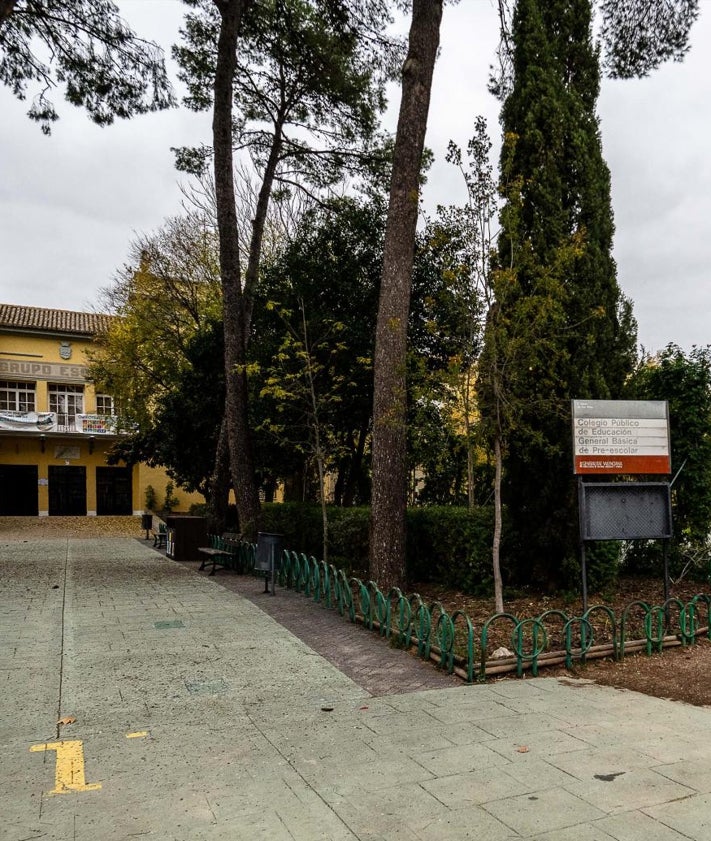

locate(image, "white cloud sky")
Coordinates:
0 0 709 354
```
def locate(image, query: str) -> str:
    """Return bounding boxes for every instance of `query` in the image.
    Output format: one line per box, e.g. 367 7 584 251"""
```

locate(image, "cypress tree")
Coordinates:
493 0 637 587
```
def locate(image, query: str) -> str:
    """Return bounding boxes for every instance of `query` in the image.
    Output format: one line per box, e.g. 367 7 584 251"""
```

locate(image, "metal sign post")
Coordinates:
572 400 673 615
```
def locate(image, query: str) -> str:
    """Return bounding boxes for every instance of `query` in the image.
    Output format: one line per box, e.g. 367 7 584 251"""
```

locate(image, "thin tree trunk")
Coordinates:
242 118 285 334
342 416 369 507
493 434 504 614
212 0 261 540
206 415 231 534
300 300 329 563
463 366 476 510
370 0 443 592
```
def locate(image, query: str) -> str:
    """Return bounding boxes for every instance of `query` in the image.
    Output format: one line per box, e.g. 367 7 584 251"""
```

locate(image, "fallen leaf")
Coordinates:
57 716 76 726
516 746 529 753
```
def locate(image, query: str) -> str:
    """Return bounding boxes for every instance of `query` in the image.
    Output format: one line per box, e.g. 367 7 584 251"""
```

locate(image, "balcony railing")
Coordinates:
0 411 125 435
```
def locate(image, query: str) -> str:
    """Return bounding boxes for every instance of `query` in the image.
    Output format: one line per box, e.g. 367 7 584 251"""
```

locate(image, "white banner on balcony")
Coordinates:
0 411 56 431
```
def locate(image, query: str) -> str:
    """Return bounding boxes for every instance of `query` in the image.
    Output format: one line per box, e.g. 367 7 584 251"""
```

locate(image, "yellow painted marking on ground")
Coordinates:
30 740 102 795
125 731 150 739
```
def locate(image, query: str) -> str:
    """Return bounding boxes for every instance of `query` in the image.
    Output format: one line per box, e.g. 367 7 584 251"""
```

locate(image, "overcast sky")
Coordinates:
0 0 709 355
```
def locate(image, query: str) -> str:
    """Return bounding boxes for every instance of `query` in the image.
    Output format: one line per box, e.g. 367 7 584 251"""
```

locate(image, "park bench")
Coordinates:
198 533 241 576
152 522 167 549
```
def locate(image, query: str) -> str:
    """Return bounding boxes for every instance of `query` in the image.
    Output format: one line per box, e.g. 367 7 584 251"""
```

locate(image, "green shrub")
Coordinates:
406 506 502 594
144 484 157 512
585 541 622 593
260 502 504 596
163 481 179 514
328 508 370 577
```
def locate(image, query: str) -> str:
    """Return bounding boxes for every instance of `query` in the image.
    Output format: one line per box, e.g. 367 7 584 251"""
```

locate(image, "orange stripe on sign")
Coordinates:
574 455 671 475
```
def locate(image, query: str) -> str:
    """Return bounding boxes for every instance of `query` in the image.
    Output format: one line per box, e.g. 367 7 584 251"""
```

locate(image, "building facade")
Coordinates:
0 304 200 516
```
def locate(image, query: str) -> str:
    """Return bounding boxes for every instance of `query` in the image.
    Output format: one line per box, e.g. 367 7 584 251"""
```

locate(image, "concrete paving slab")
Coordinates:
421 764 536 806
482 787 607 835
643 792 711 840
4 533 711 841
564 767 696 814
530 823 616 841
595 810 695 840
655 756 711 793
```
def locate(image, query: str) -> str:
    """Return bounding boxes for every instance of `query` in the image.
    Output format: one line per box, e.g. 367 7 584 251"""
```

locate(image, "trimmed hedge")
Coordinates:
190 499 623 594
259 503 504 595
406 506 503 594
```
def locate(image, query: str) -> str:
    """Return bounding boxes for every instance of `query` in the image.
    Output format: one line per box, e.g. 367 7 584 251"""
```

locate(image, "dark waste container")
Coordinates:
141 513 153 535
255 532 282 571
165 515 207 561
256 532 282 594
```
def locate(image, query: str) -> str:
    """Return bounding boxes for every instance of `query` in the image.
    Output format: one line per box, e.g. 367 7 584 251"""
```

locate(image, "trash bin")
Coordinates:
141 513 153 539
165 515 207 561
255 532 282 594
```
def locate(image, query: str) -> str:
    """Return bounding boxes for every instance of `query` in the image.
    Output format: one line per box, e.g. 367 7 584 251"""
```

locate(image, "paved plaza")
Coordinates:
2 533 711 840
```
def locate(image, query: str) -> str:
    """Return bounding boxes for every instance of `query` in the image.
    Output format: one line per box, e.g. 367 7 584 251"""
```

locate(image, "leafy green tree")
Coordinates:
599 0 699 79
255 196 382 506
259 300 363 562
129 321 226 498
178 0 397 539
407 216 483 509
628 344 711 571
90 215 222 427
413 117 496 510
90 215 228 523
0 0 173 133
491 0 700 98
489 0 637 588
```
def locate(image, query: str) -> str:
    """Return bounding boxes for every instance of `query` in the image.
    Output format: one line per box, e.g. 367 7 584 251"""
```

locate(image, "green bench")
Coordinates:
198 533 242 576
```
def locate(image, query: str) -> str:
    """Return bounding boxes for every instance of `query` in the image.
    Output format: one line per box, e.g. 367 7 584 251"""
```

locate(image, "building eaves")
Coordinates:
0 304 114 338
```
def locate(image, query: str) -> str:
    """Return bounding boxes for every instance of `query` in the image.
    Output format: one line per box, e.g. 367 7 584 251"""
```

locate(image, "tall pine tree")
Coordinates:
491 0 637 587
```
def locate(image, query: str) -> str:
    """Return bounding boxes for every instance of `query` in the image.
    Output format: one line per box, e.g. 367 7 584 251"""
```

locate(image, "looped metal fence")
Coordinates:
242 541 711 683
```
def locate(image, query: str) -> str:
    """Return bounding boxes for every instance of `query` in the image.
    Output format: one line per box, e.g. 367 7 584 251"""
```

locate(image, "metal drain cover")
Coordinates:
184 678 230 695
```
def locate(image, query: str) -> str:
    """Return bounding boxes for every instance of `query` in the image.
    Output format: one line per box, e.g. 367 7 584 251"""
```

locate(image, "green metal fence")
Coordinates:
238 542 711 683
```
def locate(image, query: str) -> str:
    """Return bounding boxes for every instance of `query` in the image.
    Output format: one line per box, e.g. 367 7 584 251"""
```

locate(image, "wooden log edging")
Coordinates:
265 545 711 683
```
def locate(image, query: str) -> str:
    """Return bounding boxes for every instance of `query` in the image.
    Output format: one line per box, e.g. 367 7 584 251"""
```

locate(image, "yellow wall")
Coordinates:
0 332 103 410
135 464 204 515
1 325 204 515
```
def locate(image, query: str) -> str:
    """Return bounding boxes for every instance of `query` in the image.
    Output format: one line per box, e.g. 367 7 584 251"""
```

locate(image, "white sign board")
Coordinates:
572 399 670 475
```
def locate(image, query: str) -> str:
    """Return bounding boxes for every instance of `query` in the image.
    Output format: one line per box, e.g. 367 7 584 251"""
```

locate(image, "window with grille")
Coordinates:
48 384 84 429
95 394 115 416
0 381 36 413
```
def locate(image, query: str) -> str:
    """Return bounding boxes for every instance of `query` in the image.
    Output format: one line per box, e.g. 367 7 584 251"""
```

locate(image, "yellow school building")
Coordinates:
0 303 202 516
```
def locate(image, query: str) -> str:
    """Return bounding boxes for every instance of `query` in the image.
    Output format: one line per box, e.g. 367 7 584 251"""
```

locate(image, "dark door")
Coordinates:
0 465 39 515
96 467 132 515
48 466 87 515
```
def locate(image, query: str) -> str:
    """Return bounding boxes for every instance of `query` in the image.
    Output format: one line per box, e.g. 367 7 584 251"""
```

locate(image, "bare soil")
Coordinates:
2 516 709 706
415 579 711 707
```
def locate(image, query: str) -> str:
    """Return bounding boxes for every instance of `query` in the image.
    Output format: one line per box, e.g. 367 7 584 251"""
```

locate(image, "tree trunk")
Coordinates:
370 0 443 592
206 415 231 534
492 434 504 614
464 366 476 510
212 0 261 540
242 117 285 334
342 416 369 507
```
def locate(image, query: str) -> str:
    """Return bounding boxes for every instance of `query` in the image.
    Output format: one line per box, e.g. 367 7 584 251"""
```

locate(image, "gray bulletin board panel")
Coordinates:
579 482 672 541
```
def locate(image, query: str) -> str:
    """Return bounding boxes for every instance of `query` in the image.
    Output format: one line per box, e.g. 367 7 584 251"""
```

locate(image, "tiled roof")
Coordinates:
0 304 113 336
